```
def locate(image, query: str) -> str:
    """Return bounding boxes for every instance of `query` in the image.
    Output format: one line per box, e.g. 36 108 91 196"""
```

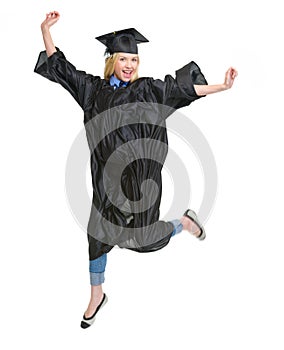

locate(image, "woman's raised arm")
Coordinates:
40 11 60 57
194 67 238 96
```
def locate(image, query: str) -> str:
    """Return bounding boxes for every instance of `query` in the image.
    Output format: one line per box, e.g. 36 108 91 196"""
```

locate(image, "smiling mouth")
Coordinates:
123 70 133 74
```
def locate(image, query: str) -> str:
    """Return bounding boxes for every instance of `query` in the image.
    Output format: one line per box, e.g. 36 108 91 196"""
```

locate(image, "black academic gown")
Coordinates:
34 49 207 260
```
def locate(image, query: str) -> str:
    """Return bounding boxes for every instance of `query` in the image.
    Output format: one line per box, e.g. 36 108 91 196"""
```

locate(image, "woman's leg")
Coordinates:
84 253 107 318
84 285 104 318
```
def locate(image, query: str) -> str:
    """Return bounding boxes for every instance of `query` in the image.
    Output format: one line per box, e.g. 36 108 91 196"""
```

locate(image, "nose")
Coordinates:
125 59 132 68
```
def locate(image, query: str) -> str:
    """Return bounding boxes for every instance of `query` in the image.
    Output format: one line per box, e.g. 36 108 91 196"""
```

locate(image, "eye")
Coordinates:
119 57 126 62
132 57 138 62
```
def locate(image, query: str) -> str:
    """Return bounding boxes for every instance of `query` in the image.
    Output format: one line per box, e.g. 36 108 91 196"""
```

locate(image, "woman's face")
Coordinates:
114 53 139 82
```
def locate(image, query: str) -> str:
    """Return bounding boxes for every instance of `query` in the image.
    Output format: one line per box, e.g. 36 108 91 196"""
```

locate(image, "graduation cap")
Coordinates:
95 28 149 55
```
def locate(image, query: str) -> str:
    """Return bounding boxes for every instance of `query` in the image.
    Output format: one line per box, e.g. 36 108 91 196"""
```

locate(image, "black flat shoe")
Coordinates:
183 209 206 240
80 293 108 329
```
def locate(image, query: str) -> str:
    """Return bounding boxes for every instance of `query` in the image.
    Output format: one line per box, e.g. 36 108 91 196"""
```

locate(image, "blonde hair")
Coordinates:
104 53 140 82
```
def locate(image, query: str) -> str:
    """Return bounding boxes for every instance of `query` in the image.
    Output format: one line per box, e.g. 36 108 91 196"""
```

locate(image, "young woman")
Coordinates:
35 11 237 329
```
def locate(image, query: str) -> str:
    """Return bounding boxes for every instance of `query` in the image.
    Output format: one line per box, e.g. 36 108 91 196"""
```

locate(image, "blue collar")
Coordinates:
109 74 129 89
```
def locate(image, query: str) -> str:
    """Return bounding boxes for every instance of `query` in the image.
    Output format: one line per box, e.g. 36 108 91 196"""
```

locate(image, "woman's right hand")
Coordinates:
41 11 60 31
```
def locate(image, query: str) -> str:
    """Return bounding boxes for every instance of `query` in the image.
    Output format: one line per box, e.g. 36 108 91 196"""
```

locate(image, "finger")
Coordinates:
232 69 238 78
52 11 60 18
229 67 237 79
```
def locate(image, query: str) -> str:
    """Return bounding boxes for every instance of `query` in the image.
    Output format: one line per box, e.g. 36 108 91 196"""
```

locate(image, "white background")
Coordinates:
1 0 284 348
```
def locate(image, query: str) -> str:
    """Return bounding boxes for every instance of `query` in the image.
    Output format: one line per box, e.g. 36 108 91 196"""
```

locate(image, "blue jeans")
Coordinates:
89 219 183 285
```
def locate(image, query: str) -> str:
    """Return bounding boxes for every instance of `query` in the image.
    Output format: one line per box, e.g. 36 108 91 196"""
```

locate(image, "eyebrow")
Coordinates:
118 55 138 59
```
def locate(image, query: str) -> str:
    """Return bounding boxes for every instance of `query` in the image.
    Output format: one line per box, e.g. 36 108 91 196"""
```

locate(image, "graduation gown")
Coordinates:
34 49 207 260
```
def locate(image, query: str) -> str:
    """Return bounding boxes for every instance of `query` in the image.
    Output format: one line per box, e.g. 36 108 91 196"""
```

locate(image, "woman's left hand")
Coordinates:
194 67 238 96
224 67 238 89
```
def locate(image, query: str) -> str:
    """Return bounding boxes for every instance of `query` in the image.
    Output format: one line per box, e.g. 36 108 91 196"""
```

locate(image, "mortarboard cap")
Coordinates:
95 28 149 55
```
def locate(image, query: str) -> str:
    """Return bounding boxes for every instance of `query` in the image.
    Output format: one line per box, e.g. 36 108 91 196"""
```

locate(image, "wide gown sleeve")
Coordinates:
149 61 208 111
34 48 100 110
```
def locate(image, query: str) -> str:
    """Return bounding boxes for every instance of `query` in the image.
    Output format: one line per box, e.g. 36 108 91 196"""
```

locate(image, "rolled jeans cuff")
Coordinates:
170 219 183 237
90 272 105 286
